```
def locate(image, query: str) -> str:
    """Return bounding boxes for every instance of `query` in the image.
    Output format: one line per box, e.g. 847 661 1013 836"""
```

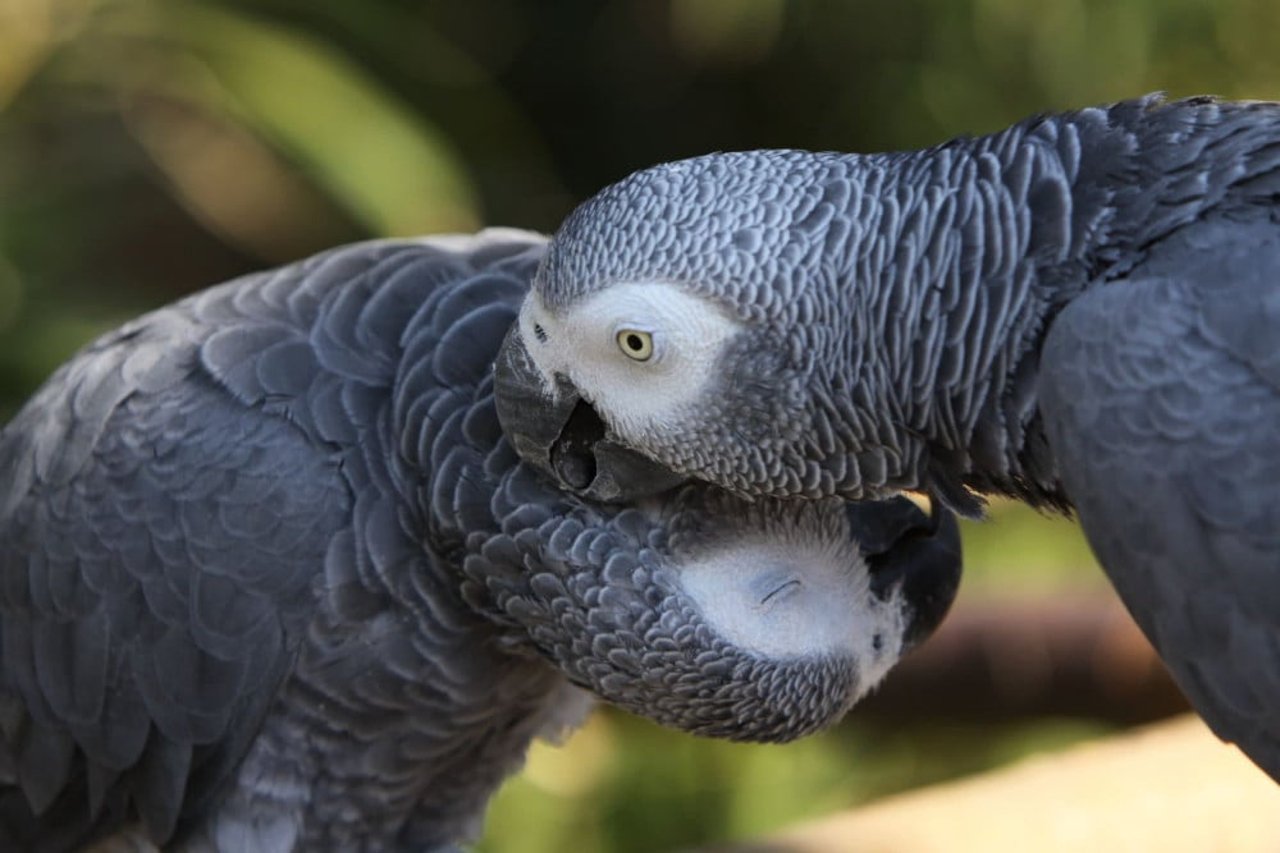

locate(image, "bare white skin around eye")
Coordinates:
679 540 908 695
519 282 743 439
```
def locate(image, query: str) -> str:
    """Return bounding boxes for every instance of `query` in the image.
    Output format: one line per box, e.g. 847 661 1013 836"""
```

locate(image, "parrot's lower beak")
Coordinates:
494 324 688 502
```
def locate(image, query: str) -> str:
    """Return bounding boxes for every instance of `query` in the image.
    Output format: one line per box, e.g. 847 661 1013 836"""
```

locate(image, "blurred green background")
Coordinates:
1 0 1275 850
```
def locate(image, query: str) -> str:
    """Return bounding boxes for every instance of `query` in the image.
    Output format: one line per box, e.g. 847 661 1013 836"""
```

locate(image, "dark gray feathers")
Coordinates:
0 233 569 851
0 286 349 847
1039 215 1280 780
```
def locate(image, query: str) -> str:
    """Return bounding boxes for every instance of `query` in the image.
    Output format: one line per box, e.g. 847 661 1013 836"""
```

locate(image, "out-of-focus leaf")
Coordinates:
0 253 22 331
670 0 785 65
160 1 479 236
121 86 361 261
0 0 100 109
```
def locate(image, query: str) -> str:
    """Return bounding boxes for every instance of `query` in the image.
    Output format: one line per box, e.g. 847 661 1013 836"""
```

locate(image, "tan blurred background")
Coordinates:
1 1 1278 850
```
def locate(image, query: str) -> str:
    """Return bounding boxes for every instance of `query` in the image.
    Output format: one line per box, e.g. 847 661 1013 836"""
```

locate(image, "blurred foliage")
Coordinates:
479 710 1111 853
1 0 1275 849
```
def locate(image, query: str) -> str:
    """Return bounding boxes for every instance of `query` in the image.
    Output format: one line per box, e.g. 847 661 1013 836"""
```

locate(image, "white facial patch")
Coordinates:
518 282 743 440
678 540 908 697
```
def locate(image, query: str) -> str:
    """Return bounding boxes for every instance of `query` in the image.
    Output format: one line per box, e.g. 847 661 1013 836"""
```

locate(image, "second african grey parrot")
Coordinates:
492 94 1280 781
0 231 961 851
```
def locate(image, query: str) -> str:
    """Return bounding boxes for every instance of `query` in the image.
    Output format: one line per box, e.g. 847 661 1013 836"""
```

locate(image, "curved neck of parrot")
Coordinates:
835 95 1277 513
830 99 1169 512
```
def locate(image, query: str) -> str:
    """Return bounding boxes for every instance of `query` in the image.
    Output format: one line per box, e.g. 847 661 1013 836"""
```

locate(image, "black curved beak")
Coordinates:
850 494 962 651
494 323 689 502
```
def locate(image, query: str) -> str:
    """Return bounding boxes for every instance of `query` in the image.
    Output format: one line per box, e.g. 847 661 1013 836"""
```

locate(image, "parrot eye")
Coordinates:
616 329 654 361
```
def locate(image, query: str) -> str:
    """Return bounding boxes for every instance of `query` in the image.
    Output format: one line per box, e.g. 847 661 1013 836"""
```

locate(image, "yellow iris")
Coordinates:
616 329 654 361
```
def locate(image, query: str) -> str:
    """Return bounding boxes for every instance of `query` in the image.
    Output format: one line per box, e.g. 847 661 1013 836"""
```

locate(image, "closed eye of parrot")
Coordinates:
0 232 961 851
494 93 1280 782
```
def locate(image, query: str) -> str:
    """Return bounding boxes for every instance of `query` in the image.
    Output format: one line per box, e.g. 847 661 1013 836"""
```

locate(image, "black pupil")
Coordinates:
625 333 643 351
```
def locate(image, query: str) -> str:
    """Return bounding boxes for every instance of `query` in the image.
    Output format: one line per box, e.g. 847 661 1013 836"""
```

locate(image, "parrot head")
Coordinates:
473 475 962 742
494 149 936 509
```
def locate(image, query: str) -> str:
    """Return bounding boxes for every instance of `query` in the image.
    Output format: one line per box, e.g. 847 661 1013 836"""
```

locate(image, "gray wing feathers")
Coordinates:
1039 217 1280 777
0 238 493 847
1 359 350 846
0 230 548 848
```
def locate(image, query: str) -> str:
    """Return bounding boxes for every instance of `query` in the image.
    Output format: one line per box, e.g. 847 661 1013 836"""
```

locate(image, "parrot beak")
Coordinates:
494 324 689 502
852 493 962 652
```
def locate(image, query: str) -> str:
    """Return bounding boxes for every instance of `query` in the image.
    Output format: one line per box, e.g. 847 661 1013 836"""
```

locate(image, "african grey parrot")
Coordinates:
0 231 961 851
493 94 1280 781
